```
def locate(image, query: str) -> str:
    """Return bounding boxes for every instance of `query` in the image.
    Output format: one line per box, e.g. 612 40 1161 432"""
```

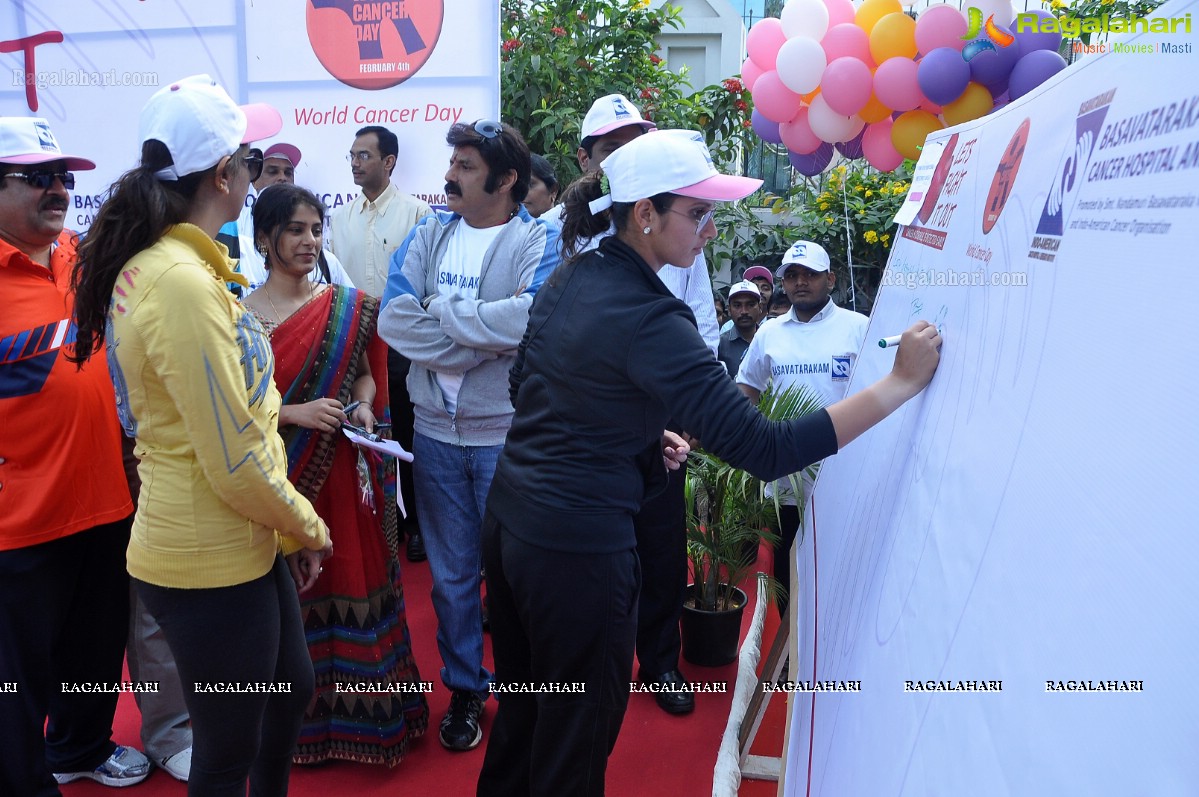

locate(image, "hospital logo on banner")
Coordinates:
306 0 444 89
1028 88 1116 262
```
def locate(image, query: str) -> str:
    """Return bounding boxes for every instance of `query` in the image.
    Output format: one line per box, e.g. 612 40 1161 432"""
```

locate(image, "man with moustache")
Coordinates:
331 125 433 561
736 240 868 613
717 280 763 379
0 116 148 793
378 120 558 751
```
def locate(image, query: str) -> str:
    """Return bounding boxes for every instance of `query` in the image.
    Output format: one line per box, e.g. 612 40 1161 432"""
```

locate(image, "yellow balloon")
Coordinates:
942 82 994 126
859 91 892 124
891 110 944 160
869 12 918 63
856 0 903 36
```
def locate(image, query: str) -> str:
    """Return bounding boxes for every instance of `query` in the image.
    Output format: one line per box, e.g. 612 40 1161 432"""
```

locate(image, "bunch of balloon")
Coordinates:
742 0 1069 174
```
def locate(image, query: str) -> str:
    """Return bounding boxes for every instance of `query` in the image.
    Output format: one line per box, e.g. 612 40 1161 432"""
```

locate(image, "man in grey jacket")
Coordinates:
378 120 559 752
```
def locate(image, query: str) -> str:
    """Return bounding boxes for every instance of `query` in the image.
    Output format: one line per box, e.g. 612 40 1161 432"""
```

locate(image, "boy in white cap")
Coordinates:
478 132 941 795
736 239 870 613
717 279 763 378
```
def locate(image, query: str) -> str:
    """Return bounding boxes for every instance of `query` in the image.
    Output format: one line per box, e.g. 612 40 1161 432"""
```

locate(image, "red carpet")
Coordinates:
61 549 788 797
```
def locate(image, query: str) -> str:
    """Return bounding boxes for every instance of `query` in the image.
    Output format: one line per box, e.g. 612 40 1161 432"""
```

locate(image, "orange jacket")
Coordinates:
0 231 133 550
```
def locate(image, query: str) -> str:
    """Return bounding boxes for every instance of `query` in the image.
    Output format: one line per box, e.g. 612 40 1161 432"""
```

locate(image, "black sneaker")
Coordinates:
439 690 485 751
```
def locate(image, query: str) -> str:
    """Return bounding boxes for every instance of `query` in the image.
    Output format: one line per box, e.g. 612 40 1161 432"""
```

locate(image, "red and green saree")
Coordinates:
262 284 428 766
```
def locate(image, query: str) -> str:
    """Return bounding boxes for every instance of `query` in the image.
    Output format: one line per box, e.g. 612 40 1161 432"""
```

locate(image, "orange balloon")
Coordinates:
942 82 994 126
891 110 944 160
858 91 892 123
856 0 903 35
869 12 918 63
800 87 822 104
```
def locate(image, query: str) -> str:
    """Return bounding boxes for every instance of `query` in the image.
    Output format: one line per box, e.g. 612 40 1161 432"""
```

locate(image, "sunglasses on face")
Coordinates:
243 154 264 182
4 170 75 190
668 207 715 235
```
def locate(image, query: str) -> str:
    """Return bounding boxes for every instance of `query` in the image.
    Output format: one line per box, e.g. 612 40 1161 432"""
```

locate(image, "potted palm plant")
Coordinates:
681 383 825 666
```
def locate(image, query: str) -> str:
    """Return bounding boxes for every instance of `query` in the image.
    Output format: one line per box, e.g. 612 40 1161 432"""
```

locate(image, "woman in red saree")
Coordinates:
243 184 428 766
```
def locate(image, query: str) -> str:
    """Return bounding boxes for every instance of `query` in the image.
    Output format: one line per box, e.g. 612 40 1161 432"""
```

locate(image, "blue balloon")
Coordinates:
788 143 833 176
917 47 971 106
1011 9 1063 54
1009 49 1067 100
835 128 866 160
751 109 783 145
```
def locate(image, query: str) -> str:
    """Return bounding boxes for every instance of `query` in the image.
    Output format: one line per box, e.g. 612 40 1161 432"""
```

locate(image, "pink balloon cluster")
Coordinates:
742 0 1067 173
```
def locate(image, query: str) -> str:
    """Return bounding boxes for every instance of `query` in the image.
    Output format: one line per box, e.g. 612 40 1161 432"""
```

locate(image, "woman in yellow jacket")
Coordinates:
71 75 331 797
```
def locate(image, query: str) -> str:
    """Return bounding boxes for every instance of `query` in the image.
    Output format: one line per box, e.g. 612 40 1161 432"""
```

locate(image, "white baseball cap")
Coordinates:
580 93 656 140
590 129 761 214
139 74 282 180
776 239 831 277
728 280 762 300
0 117 94 170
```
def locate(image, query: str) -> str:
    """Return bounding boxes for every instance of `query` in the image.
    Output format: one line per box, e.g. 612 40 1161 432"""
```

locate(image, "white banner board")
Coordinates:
787 1 1199 793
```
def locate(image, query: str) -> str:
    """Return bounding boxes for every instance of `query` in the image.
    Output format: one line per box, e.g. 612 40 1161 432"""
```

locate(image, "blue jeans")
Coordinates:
412 432 498 695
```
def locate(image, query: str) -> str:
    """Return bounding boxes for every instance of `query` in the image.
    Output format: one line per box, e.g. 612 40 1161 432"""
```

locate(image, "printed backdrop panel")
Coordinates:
1 0 498 231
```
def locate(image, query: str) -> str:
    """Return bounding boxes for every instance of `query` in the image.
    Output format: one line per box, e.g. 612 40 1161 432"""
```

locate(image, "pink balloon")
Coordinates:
780 108 824 155
915 5 967 55
821 57 873 117
874 57 924 112
822 23 873 66
747 18 788 71
823 0 857 28
752 71 804 123
863 120 904 171
742 56 765 90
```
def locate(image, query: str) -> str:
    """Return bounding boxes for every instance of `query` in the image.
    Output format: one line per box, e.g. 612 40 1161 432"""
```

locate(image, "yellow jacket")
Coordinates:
108 224 326 588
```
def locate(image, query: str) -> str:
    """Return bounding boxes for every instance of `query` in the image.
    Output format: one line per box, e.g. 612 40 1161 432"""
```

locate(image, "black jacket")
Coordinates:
487 236 837 554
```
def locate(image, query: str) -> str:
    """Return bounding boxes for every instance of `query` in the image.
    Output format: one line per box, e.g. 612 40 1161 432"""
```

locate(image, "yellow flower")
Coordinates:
855 185 864 193
823 216 834 224
865 189 874 197
819 201 829 210
882 233 891 243
837 165 847 174
864 230 879 244
634 0 651 8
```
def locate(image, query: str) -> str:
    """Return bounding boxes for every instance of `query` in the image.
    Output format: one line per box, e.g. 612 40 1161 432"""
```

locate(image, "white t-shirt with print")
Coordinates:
434 220 505 414
737 299 869 504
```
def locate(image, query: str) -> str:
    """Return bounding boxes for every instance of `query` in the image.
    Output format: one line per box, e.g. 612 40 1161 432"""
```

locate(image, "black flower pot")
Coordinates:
681 584 747 667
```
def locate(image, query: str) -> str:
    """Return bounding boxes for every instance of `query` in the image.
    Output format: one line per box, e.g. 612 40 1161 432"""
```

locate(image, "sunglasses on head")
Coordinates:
451 120 504 143
4 170 75 190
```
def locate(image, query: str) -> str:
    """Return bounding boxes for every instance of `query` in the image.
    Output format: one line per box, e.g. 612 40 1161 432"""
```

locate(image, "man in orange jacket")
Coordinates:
0 116 149 793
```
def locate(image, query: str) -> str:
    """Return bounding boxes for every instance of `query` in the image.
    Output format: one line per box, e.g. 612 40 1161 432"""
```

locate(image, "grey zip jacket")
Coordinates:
377 207 561 446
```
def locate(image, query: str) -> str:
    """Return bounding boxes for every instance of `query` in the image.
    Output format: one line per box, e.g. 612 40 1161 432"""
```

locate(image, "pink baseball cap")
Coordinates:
580 93 656 140
742 265 774 284
262 142 301 167
0 117 94 170
590 129 761 213
139 74 282 180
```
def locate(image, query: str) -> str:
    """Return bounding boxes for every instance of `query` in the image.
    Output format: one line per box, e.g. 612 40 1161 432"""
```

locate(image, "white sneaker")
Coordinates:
53 745 150 787
157 747 191 782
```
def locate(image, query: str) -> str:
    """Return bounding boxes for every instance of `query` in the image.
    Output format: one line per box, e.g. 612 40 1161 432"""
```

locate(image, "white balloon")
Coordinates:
781 0 830 41
807 95 860 143
775 36 827 95
971 0 1015 29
